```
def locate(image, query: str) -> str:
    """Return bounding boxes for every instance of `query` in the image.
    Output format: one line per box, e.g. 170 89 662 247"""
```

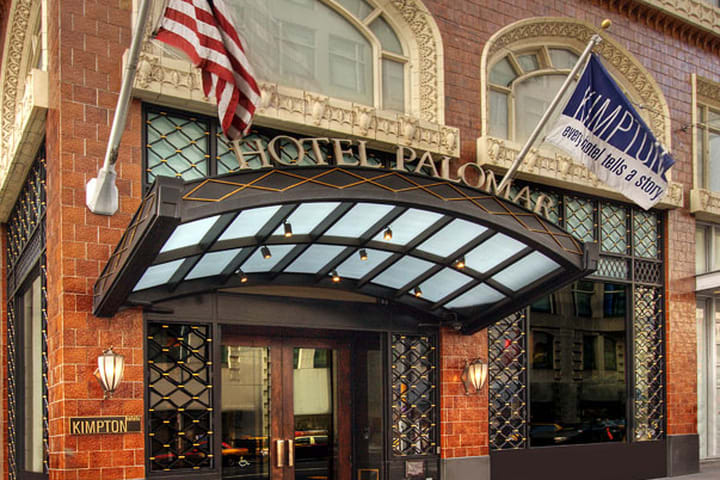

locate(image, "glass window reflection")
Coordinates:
529 281 627 447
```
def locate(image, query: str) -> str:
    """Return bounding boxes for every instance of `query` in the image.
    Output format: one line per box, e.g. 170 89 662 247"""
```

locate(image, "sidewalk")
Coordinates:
654 461 720 479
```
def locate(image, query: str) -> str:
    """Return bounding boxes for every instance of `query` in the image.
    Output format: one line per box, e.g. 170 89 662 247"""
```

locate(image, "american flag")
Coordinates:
155 0 261 140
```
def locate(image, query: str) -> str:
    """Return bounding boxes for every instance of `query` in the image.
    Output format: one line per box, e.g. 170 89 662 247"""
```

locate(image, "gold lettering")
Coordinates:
71 421 81 435
231 138 270 169
484 170 512 199
512 186 532 210
268 135 305 166
415 151 440 178
331 139 359 166
457 163 486 189
533 194 556 219
301 138 329 165
120 419 127 433
394 146 416 172
85 421 96 434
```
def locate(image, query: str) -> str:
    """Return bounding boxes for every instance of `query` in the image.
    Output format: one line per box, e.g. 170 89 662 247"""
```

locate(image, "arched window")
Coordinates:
489 46 579 143
229 0 409 111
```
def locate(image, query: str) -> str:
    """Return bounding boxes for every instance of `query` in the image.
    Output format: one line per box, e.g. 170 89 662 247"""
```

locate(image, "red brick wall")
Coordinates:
45 0 145 478
420 0 715 454
439 327 488 458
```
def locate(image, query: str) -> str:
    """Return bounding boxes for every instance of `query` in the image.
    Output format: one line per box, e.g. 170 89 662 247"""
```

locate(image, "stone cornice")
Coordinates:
478 136 684 209
691 188 720 222
133 51 460 158
595 0 720 54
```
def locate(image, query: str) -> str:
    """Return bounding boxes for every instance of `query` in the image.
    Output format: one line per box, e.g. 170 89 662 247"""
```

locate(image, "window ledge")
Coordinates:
132 50 460 158
477 135 684 209
690 188 720 222
696 269 720 294
0 68 48 221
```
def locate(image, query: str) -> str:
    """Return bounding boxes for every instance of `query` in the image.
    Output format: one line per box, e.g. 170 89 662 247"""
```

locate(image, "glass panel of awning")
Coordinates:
464 233 526 272
444 283 506 309
491 251 561 291
219 205 282 241
272 202 339 236
134 259 185 291
416 219 487 257
240 244 296 272
286 244 346 273
323 203 395 238
372 208 443 246
371 256 434 289
336 248 393 279
161 215 220 253
186 248 242 280
418 268 473 302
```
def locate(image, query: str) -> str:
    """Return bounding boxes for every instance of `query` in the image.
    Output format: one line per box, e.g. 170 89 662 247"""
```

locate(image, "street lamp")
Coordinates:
461 358 488 395
95 347 125 399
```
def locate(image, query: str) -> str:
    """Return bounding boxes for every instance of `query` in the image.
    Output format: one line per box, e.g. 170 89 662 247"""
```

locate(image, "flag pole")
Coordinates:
86 0 153 215
496 19 612 194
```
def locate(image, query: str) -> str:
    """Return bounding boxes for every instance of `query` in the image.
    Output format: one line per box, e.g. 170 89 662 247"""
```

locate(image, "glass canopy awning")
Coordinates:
93 167 598 333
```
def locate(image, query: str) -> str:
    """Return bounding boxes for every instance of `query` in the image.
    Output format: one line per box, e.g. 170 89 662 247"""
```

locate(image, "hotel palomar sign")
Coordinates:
229 135 557 219
70 416 141 435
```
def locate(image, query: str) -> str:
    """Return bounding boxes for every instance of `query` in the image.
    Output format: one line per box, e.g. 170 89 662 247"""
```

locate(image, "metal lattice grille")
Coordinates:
8 298 17 480
600 203 628 254
633 286 664 441
6 156 46 269
633 210 659 259
147 323 214 471
146 111 210 183
564 196 595 242
41 257 49 474
591 256 629 280
391 334 437 456
634 260 662 285
488 311 527 450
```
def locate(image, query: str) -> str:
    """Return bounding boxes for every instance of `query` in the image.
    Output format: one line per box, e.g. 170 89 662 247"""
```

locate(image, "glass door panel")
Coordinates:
292 347 334 480
222 345 273 479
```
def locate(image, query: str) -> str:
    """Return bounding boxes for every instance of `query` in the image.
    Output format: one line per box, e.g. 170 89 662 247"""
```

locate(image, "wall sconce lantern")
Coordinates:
461 358 488 395
95 346 125 399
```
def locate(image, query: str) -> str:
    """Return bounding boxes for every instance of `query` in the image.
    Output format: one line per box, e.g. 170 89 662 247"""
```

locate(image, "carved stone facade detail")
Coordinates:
134 52 459 158
697 76 720 104
1 0 33 162
635 0 720 38
135 0 447 141
484 18 670 144
479 136 683 209
691 189 720 222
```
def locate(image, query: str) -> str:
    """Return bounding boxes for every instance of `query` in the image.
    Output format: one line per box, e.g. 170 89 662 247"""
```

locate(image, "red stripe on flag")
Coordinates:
155 0 259 140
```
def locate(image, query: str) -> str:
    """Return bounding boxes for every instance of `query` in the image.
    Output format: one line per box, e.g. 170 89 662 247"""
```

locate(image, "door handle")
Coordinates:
287 439 294 467
275 439 285 468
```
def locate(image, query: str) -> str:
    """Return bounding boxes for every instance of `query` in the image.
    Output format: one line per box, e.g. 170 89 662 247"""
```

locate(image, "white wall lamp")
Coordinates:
461 358 488 395
95 347 126 399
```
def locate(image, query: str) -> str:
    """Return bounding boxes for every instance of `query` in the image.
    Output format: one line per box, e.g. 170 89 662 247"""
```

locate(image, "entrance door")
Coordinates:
221 332 351 480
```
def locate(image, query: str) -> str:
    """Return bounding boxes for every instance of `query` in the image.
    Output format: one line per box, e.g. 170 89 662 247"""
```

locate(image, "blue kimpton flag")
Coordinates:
545 54 675 210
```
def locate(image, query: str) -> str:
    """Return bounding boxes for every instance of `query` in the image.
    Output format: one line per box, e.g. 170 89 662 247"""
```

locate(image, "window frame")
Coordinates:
695 103 720 191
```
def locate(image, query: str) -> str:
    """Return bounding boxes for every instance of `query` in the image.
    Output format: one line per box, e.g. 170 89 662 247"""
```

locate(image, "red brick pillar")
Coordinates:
45 1 145 478
439 326 489 477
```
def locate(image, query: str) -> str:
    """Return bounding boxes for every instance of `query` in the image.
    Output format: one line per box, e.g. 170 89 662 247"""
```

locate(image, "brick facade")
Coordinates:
1 0 715 478
44 0 145 478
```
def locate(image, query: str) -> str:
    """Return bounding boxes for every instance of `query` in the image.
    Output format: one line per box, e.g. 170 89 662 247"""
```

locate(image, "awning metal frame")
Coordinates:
94 167 599 333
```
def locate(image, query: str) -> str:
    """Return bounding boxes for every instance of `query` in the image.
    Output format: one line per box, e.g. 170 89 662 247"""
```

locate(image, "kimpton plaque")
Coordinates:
69 416 141 435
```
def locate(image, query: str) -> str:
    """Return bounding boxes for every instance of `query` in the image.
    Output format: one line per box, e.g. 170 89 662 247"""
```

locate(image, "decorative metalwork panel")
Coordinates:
564 196 595 242
600 203 628 254
6 155 46 270
391 334 437 456
633 286 664 441
488 311 527 450
591 256 629 280
216 131 240 175
147 323 214 471
41 257 49 474
633 210 659 259
7 298 17 480
634 259 662 285
146 110 210 183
